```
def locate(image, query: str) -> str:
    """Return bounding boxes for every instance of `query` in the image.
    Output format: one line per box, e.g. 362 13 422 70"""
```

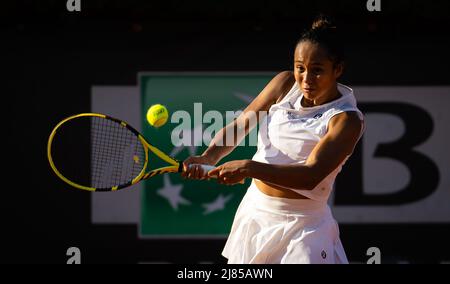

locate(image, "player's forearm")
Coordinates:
202 121 247 165
246 160 320 191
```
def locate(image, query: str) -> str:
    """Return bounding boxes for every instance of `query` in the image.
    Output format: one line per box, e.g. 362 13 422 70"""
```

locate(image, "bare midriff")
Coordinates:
253 179 310 199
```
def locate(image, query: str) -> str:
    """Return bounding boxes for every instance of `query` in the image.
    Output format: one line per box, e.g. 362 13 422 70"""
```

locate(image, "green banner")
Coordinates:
139 73 274 237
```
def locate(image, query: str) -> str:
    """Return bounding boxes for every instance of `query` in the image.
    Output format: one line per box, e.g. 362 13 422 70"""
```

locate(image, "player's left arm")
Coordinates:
210 111 364 189
301 111 364 187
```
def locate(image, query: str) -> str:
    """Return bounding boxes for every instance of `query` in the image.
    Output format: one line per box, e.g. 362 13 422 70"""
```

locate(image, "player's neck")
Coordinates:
302 87 341 107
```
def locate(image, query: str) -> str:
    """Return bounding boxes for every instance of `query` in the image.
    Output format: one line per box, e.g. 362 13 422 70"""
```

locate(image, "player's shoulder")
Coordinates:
273 70 295 86
271 71 296 102
329 111 364 135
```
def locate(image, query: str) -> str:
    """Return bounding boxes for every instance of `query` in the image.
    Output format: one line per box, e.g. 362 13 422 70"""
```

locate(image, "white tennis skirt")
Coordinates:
222 180 348 264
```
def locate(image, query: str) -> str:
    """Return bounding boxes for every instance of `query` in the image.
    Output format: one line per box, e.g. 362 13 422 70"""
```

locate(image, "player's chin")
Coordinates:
302 89 317 98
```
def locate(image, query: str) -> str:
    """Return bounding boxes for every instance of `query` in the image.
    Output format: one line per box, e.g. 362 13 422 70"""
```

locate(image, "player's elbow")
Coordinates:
302 164 329 191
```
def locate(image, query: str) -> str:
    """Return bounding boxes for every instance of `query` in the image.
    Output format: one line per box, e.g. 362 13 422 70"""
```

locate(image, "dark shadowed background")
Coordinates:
1 0 450 264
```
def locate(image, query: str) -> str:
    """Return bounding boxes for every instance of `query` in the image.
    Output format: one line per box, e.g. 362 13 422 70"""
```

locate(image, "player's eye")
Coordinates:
296 66 305 72
313 68 323 74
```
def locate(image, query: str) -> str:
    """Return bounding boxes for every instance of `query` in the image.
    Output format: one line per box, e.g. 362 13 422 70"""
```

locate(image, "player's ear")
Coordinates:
333 61 344 79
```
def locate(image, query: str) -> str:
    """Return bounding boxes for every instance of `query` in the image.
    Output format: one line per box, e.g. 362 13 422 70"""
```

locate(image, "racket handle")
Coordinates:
190 164 245 184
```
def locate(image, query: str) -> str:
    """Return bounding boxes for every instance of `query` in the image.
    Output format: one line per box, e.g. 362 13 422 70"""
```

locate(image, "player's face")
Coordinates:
294 41 343 105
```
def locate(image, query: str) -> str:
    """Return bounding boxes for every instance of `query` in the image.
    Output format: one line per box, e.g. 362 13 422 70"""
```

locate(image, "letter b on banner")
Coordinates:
335 102 439 206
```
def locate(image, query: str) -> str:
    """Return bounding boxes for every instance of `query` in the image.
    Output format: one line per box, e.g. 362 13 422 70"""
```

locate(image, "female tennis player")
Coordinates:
182 15 364 264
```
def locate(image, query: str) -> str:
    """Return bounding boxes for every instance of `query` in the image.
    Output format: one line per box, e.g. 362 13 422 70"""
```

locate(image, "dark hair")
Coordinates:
297 15 344 65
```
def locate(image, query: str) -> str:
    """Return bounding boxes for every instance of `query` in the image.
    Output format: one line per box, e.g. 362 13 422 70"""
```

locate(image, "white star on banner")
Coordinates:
202 194 233 215
157 175 191 211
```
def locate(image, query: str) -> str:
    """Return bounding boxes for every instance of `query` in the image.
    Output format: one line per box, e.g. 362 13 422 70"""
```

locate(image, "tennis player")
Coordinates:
182 15 364 264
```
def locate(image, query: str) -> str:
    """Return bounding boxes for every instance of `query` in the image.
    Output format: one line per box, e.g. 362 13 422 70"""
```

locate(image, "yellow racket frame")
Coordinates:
47 113 181 191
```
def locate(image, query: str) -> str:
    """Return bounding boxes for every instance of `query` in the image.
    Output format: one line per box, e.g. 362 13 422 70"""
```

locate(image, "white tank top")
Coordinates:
252 82 364 202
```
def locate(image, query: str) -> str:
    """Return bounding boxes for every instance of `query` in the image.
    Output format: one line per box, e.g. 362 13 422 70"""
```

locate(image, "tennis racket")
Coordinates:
47 113 220 192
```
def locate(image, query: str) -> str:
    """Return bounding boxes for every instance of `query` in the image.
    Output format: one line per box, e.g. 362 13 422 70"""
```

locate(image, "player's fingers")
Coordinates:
198 165 207 180
182 166 192 178
193 164 201 179
188 164 194 178
198 165 208 180
207 166 221 177
219 173 232 184
218 168 229 179
182 160 193 177
183 159 195 172
222 177 234 185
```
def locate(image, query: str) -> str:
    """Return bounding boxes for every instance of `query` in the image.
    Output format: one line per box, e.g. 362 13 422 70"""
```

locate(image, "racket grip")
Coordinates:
191 164 245 184
196 164 216 175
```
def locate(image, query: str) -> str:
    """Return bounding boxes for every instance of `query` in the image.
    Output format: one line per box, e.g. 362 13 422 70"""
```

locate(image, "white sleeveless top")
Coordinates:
252 82 364 202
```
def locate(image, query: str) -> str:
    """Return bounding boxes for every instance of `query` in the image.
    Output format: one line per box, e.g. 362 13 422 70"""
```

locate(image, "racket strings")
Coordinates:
91 117 145 188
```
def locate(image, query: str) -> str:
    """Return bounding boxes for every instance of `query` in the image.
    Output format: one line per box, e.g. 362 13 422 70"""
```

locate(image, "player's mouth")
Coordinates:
302 87 316 94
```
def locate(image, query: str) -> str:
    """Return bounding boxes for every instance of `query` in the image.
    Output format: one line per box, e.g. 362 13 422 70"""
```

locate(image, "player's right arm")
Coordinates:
182 71 295 179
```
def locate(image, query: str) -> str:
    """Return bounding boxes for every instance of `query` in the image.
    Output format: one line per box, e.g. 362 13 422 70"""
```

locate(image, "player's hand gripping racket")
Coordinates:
47 113 223 192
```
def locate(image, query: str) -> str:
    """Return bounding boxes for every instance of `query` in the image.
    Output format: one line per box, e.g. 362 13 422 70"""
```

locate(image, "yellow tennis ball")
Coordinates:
146 104 169 128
